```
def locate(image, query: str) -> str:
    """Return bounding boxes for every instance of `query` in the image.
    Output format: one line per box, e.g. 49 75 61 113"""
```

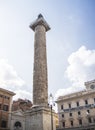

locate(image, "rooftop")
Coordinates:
0 87 15 96
56 89 95 102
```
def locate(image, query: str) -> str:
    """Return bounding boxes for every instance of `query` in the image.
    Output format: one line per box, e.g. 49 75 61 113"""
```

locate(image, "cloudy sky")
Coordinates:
0 0 95 101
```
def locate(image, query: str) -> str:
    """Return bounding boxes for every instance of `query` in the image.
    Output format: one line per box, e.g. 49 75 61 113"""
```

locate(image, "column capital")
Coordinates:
30 14 51 32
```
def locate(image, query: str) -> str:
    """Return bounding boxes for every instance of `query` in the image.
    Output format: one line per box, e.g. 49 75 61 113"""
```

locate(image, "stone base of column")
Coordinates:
25 106 56 130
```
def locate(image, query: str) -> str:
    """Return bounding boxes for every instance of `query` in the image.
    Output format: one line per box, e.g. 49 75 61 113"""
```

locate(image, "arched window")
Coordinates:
14 121 22 127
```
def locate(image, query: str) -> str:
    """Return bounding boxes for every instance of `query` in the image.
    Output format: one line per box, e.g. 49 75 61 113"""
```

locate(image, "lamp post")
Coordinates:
49 93 54 130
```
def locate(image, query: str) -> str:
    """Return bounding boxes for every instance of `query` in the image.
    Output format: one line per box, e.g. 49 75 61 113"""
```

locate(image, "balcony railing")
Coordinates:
60 104 95 113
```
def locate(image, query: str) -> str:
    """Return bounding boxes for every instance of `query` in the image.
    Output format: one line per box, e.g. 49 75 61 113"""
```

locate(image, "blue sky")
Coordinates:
0 0 95 101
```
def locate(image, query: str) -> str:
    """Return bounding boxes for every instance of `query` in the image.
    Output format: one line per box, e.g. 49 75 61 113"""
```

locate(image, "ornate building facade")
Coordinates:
56 79 95 130
0 88 15 130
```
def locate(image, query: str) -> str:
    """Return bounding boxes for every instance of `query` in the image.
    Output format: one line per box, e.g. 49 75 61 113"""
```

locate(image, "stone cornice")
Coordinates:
56 89 95 103
0 87 15 96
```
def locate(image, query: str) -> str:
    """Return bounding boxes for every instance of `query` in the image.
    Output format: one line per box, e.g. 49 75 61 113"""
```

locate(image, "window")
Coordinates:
62 122 65 127
94 98 95 103
69 103 71 108
1 120 7 128
88 117 92 123
4 96 10 100
87 110 90 115
78 111 81 115
69 113 72 117
4 96 7 99
3 105 9 111
76 101 79 107
61 105 63 110
93 118 95 123
14 121 22 127
0 94 3 98
7 97 10 100
85 100 88 105
79 119 82 125
71 121 73 126
62 114 64 118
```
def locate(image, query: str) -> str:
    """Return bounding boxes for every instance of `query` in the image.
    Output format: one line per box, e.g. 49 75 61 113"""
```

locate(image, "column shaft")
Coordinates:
33 25 48 106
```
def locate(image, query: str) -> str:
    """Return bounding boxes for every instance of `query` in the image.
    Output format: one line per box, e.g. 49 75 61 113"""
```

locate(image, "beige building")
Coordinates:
56 79 95 130
0 88 15 130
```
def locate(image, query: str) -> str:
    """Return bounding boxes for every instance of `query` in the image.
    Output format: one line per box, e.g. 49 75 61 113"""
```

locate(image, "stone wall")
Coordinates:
25 106 56 130
8 111 25 130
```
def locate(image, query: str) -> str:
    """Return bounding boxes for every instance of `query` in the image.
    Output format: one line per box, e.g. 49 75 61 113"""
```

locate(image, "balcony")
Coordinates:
60 104 95 113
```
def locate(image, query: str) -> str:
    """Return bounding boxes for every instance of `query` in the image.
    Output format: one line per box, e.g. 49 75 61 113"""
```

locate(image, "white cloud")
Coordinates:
14 90 32 100
55 46 95 98
0 59 31 100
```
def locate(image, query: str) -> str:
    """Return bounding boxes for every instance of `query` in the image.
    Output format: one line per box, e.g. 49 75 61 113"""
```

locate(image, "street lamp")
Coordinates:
49 93 55 130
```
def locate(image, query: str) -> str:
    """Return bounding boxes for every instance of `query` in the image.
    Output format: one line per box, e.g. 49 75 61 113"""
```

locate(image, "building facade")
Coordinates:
8 98 32 130
56 79 95 130
0 88 15 130
12 98 32 111
8 110 25 130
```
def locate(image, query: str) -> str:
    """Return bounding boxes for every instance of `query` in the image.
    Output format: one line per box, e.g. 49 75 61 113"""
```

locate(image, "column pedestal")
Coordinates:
25 106 56 130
